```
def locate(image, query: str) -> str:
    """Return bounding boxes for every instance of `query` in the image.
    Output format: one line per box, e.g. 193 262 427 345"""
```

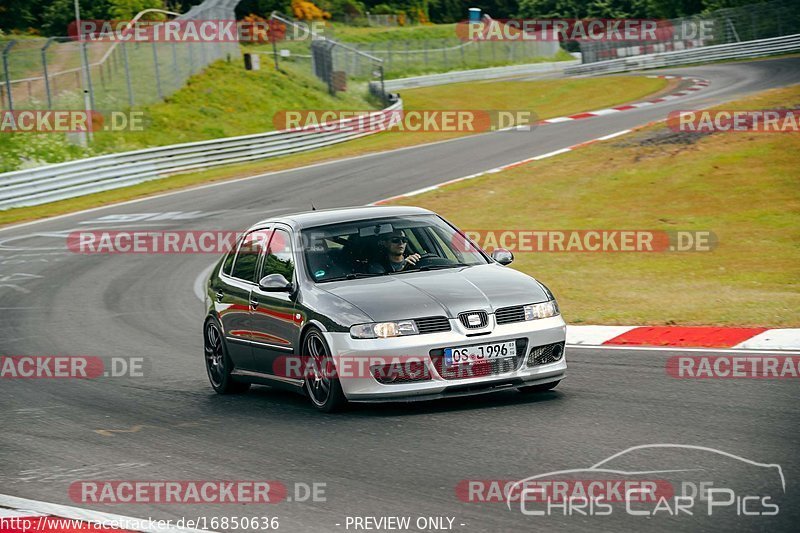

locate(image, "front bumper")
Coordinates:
323 315 567 402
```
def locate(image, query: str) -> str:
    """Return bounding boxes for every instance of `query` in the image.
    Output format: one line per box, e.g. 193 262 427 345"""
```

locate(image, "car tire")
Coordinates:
204 318 250 395
518 380 560 394
302 327 347 413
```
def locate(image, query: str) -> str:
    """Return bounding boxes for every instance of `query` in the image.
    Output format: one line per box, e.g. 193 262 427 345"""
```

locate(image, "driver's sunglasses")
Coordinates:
390 237 409 244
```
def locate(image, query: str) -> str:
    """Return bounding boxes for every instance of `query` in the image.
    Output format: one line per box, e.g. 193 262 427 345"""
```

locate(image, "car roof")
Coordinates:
251 205 436 230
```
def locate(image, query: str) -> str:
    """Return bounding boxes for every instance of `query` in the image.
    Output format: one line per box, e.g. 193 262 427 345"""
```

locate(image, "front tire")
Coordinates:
518 380 560 394
302 328 347 413
204 318 250 395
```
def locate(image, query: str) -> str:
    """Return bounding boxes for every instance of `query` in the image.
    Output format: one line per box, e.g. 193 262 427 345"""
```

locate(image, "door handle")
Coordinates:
215 290 224 302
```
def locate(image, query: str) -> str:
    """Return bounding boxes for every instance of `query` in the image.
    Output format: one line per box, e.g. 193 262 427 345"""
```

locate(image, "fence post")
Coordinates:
81 41 96 110
171 41 179 87
188 43 195 75
152 41 163 100
42 39 54 109
442 39 447 66
460 40 465 65
121 41 134 107
387 41 392 71
424 39 428 65
2 40 17 111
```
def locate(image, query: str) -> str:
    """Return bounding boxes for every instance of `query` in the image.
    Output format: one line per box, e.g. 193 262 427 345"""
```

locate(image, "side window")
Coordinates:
230 229 270 282
222 250 236 275
262 229 295 281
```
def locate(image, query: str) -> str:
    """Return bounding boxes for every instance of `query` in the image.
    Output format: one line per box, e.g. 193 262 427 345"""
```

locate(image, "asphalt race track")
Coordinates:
1 57 799 532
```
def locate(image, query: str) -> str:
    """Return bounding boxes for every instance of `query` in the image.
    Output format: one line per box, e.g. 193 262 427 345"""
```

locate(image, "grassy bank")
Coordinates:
0 60 376 173
386 84 800 327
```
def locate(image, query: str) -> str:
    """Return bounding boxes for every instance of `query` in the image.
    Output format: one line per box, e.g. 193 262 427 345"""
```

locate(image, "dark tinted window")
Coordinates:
230 230 270 282
221 250 236 275
262 229 295 281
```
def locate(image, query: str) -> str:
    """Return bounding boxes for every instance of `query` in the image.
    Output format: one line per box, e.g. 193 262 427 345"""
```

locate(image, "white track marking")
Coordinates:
567 344 800 355
734 329 800 350
0 76 710 235
193 262 218 303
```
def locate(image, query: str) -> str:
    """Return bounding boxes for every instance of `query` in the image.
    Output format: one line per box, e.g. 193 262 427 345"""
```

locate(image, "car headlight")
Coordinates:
524 300 559 320
350 320 419 339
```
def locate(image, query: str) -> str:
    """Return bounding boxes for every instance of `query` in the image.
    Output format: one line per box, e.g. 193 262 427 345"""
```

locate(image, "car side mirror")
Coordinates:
491 248 514 265
258 273 293 292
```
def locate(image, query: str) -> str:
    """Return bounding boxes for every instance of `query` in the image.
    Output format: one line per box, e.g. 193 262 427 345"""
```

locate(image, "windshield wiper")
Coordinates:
388 263 470 274
318 272 384 282
418 263 470 271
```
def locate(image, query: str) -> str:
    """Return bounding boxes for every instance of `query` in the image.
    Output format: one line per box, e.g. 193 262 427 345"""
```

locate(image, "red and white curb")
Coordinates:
567 326 800 351
0 494 214 533
536 76 709 125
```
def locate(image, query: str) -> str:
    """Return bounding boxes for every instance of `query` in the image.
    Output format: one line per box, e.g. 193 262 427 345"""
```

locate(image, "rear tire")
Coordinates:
302 328 347 413
518 380 560 394
204 318 250 395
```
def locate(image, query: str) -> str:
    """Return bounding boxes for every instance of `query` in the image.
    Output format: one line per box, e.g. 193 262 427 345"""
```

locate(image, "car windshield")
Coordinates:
300 215 489 282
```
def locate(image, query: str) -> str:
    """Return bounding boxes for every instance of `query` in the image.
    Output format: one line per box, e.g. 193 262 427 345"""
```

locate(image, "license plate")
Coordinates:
444 341 517 366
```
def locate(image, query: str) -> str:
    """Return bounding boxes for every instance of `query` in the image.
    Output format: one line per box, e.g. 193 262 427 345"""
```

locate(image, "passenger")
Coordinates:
368 230 421 273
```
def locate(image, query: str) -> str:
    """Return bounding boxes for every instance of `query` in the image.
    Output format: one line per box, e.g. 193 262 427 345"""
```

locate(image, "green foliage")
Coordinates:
108 0 167 20
0 58 375 172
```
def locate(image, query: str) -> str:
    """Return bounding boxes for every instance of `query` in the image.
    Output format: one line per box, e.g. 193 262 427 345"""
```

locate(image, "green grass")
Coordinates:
322 23 459 43
0 74 667 226
244 21 572 81
385 84 800 327
0 59 377 172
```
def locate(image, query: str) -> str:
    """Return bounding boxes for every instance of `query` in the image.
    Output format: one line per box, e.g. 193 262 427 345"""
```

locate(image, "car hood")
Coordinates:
319 264 550 322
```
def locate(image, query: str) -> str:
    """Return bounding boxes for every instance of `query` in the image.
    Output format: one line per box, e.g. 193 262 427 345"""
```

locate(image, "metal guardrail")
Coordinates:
370 59 580 91
565 34 800 76
0 100 402 210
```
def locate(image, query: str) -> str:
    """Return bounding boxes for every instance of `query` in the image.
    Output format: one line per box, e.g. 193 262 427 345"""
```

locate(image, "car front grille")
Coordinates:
495 305 526 325
414 316 451 334
458 310 489 329
527 342 565 367
430 339 527 380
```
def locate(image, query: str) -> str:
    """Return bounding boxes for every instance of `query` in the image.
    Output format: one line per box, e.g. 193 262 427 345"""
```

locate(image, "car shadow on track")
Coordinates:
209 385 565 418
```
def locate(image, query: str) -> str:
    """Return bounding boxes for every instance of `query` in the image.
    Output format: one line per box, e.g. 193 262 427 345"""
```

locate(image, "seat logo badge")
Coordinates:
467 314 482 326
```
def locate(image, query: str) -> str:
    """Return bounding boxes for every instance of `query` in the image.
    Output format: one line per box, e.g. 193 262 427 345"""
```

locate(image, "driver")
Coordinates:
368 230 421 273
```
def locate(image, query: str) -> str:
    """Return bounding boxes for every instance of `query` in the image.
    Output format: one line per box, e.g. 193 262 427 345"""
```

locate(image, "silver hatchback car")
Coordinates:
203 206 566 412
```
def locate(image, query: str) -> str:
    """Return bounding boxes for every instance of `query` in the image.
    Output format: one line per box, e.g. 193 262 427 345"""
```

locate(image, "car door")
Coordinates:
215 227 271 371
250 226 303 376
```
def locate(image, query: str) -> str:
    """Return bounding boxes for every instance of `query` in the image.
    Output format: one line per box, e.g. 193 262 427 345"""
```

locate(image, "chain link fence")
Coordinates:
265 13 386 99
579 0 800 64
1 0 240 111
330 38 560 79
259 13 561 101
